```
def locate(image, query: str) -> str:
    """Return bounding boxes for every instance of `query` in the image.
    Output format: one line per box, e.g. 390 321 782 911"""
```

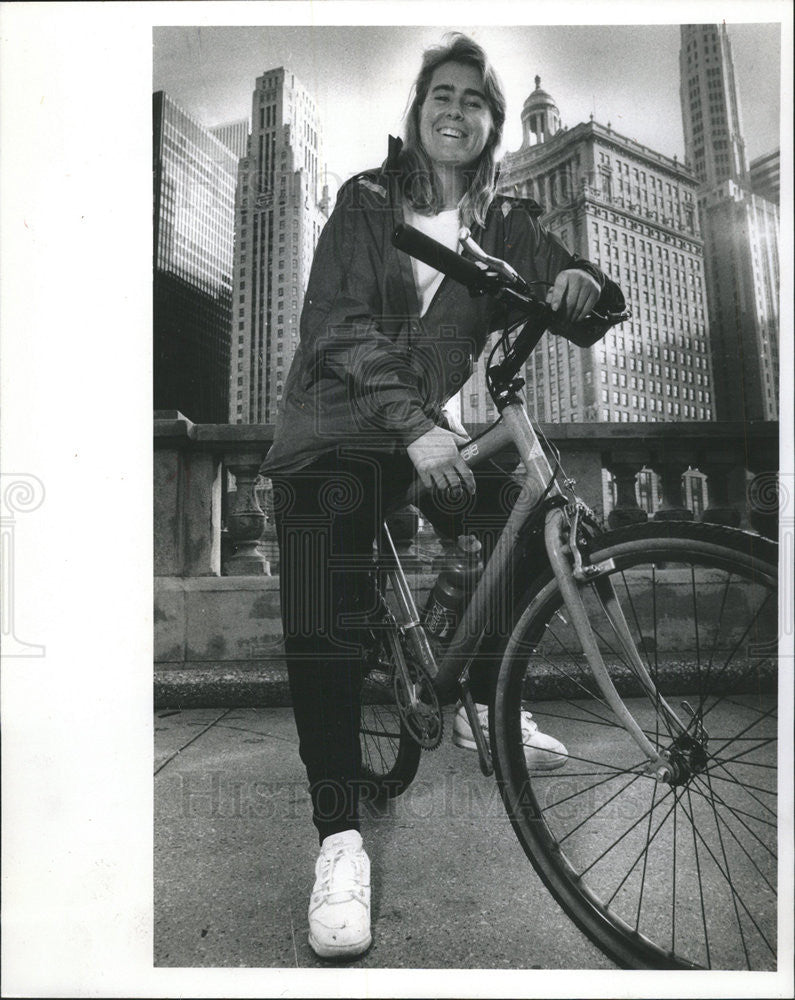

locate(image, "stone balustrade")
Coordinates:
154 410 779 705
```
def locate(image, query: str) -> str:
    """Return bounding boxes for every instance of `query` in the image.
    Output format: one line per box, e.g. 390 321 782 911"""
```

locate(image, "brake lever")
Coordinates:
459 227 529 292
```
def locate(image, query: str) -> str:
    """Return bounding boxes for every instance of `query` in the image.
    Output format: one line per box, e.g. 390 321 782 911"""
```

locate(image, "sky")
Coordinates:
153 20 782 199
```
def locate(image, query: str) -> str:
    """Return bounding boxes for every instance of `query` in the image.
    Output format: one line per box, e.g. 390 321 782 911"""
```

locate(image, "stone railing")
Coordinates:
154 411 779 705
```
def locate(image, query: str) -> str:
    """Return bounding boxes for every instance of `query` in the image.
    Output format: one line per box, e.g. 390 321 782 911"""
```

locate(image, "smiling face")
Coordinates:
418 61 494 173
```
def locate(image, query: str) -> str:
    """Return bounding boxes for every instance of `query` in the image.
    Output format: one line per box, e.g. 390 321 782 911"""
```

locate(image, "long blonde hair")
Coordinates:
399 33 506 229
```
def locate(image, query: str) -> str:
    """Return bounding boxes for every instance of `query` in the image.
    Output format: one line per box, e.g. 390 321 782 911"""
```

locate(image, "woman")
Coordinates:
261 33 625 959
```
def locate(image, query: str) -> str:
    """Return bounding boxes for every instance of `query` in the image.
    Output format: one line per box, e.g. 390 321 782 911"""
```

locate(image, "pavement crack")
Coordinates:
288 904 299 967
154 708 235 776
213 722 298 745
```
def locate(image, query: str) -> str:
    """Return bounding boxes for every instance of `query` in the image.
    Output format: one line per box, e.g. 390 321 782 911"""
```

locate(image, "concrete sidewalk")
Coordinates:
154 705 614 970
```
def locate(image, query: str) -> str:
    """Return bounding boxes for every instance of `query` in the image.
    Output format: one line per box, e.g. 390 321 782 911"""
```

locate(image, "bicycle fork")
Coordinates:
544 506 687 780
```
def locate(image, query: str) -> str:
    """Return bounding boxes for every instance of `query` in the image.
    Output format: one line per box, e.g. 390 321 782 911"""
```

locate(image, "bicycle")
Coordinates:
354 222 779 971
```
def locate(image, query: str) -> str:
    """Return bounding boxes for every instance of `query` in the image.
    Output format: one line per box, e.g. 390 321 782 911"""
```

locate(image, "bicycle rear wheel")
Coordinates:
492 522 778 970
359 627 422 798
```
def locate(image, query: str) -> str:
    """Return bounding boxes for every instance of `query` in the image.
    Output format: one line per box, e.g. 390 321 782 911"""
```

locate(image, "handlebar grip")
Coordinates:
392 223 493 293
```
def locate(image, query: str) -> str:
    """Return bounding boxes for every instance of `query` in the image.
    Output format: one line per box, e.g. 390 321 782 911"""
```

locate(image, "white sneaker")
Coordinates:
452 702 568 771
308 829 372 959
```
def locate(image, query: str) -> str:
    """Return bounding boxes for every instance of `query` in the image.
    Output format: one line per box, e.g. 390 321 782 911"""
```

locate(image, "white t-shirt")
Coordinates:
403 205 461 316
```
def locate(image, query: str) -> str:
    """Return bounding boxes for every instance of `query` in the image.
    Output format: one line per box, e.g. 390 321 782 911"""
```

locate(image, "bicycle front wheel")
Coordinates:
492 522 778 970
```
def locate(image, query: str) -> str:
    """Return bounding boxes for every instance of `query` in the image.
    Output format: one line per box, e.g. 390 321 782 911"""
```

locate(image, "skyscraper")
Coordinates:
469 78 713 428
230 68 328 424
153 91 238 423
749 149 780 205
210 118 250 160
679 24 779 421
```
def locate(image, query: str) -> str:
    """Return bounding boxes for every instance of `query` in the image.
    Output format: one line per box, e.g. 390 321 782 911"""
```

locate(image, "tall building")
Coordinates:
750 148 780 205
210 118 249 160
153 91 237 423
230 68 328 424
679 24 779 421
463 78 714 428
679 24 749 188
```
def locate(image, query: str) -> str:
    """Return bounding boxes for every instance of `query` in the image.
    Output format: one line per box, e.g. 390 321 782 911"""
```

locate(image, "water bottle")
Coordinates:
422 534 483 644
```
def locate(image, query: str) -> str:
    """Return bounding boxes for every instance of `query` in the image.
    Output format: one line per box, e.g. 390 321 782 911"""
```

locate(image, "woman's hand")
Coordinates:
407 425 475 494
546 269 601 323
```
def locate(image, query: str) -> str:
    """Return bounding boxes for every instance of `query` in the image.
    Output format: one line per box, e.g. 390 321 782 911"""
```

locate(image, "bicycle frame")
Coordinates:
379 394 680 777
382 223 680 772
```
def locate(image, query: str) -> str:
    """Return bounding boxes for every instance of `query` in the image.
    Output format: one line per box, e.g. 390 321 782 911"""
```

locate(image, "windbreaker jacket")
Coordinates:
261 138 625 476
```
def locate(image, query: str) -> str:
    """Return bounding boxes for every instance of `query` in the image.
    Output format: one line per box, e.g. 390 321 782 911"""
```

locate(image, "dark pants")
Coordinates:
272 445 519 843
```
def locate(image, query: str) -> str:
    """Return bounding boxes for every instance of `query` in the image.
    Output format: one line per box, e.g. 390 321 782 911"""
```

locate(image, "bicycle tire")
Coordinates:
491 521 778 970
359 648 422 799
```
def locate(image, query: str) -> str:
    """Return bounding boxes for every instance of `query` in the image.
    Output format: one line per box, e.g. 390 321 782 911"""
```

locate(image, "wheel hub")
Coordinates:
659 702 710 786
662 734 709 786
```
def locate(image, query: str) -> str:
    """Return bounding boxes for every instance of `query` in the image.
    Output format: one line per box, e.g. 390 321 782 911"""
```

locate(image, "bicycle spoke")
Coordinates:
558 771 645 847
588 613 678 744
530 705 666 746
579 780 678 879
680 785 776 963
603 785 678 909
361 708 394 771
615 568 655 678
700 569 733 716
690 565 704 716
536 747 649 778
702 716 778 822
712 737 777 771
709 702 777 750
543 765 647 812
710 754 777 773
705 768 751 967
711 695 778 720
360 727 401 743
671 787 678 959
521 640 623 731
697 591 775 722
686 784 777 895
635 780 657 930
683 784 711 966
688 779 776 824
534 629 616 716
688 772 777 852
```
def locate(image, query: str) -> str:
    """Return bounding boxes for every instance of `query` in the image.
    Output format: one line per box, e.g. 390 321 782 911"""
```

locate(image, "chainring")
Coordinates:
393 657 444 750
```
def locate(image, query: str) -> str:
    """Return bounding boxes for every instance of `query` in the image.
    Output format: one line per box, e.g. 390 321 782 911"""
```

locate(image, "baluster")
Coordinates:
256 478 280 574
224 457 269 576
604 457 648 528
700 457 741 527
651 457 693 521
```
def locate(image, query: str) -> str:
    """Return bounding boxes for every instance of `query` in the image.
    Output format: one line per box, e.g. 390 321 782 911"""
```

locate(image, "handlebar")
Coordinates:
392 222 506 296
392 221 629 350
